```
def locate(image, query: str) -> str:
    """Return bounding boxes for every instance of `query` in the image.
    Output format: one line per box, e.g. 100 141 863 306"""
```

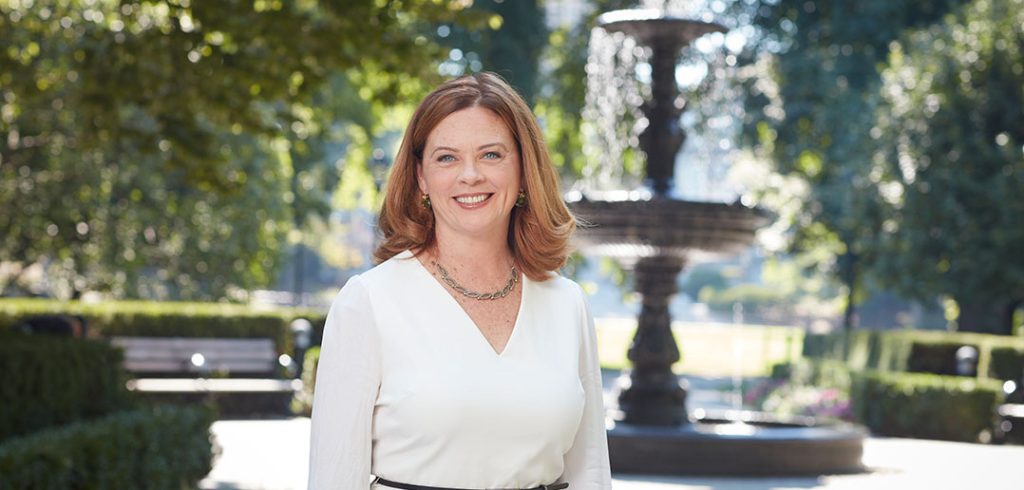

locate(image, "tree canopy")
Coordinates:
738 0 1023 333
1 0 481 299
872 0 1024 333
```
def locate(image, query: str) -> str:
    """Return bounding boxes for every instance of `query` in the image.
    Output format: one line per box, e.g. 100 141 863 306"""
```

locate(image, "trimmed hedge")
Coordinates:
780 359 1004 442
0 298 329 355
0 406 214 490
802 329 1024 380
853 371 1002 442
989 346 1024 381
0 335 132 441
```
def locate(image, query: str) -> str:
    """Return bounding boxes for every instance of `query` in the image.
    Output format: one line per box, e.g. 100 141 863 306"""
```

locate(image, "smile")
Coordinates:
454 194 492 206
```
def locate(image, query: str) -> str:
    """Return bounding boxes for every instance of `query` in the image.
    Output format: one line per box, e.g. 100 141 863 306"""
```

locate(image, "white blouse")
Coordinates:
308 250 611 489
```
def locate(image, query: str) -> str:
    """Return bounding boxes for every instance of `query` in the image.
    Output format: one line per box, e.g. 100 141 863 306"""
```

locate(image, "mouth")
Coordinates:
453 193 493 208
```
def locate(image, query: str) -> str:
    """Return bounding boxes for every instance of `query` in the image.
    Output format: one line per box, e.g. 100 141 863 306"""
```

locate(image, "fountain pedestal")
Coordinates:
615 256 687 426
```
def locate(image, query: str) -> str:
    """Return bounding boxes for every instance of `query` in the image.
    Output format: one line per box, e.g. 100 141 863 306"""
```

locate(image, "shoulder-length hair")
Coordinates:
374 72 576 281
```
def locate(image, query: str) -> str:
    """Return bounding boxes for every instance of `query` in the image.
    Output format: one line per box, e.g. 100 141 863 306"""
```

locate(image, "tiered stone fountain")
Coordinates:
567 8 866 475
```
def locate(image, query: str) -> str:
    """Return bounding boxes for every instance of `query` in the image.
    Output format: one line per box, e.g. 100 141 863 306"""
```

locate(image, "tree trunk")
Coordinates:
840 250 858 331
956 299 1015 335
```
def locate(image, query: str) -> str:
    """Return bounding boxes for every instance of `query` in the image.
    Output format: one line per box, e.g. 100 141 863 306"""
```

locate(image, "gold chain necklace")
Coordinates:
433 262 518 301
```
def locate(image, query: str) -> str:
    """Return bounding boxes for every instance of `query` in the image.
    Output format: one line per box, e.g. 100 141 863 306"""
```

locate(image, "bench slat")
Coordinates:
111 336 283 376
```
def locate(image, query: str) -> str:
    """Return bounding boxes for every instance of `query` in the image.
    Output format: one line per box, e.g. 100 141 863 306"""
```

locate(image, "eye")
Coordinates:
482 151 502 160
437 154 456 164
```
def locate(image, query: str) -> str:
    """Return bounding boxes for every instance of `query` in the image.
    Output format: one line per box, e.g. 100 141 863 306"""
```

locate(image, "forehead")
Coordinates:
425 106 515 149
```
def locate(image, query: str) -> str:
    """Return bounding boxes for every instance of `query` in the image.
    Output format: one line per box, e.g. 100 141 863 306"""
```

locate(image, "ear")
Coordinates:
416 161 428 194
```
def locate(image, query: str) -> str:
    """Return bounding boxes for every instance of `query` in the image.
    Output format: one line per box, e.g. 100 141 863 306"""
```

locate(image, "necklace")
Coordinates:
433 261 519 301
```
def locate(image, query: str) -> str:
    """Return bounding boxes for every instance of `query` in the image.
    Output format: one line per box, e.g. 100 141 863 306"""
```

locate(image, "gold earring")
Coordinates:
421 194 431 208
515 189 526 208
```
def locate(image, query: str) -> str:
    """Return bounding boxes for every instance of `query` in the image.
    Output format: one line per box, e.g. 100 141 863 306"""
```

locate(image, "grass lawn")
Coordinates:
595 318 804 377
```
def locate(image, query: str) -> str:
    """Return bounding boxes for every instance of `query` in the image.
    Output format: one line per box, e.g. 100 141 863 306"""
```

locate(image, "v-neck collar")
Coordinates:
399 249 526 358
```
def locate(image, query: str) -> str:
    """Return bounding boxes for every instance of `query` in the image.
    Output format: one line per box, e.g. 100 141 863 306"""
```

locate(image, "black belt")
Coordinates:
374 476 569 490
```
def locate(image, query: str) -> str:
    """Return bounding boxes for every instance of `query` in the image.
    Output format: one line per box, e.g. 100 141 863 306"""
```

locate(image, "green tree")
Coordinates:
0 0 480 299
872 0 1024 334
738 0 968 328
436 0 548 105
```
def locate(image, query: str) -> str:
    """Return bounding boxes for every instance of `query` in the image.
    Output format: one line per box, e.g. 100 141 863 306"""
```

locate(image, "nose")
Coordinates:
457 158 485 184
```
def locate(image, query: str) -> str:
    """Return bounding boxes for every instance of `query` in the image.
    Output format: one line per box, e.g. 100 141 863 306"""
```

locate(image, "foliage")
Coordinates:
0 0 480 300
0 298 328 355
988 346 1024 381
294 345 322 417
872 0 1024 333
779 358 1002 442
535 0 636 178
801 328 1024 380
0 405 214 490
437 0 547 104
679 264 730 299
693 253 843 324
736 0 970 327
853 370 1002 442
761 384 854 422
0 334 132 441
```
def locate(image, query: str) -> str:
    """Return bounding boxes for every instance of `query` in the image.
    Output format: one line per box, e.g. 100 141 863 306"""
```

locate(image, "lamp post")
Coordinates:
290 318 312 379
370 148 390 191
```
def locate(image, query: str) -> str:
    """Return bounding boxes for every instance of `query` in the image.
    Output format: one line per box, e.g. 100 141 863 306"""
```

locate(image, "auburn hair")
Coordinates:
374 72 576 281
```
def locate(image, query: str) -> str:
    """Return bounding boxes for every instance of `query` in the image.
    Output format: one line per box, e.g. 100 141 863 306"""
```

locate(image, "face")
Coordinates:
417 106 522 242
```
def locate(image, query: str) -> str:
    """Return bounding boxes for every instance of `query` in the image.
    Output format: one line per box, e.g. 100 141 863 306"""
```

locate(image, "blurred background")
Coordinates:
1 0 1023 489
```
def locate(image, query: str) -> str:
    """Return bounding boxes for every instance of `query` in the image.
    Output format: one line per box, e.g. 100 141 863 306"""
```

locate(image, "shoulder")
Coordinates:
531 272 587 304
329 251 418 309
348 250 419 291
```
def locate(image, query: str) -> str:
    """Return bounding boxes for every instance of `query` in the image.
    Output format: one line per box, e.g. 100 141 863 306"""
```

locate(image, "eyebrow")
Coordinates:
429 143 508 156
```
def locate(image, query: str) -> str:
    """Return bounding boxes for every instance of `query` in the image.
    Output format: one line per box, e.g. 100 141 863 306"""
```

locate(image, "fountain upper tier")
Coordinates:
598 9 727 51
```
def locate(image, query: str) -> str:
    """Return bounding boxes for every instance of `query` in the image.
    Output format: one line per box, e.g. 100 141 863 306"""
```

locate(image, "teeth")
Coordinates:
455 194 488 204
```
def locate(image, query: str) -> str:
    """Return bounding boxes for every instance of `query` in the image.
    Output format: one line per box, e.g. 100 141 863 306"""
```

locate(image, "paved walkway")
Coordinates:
199 418 1022 490
199 374 1023 490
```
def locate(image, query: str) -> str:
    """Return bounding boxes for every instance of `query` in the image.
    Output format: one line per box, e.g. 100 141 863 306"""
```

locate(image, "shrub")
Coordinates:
0 406 214 490
788 359 854 391
293 346 322 416
802 329 1024 380
0 335 133 441
906 339 977 376
762 384 854 422
0 298 330 354
852 371 1003 442
989 346 1024 381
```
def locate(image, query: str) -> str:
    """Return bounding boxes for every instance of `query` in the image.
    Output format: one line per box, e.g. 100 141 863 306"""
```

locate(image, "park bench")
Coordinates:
110 336 302 416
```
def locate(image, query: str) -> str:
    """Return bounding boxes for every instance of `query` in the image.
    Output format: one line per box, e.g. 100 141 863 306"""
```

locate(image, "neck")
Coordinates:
426 227 514 280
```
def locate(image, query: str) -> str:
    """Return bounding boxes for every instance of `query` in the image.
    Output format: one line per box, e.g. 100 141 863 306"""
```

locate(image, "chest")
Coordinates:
448 286 522 354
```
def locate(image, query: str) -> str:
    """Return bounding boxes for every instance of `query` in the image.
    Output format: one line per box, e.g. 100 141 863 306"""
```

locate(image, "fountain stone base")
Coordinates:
608 410 867 476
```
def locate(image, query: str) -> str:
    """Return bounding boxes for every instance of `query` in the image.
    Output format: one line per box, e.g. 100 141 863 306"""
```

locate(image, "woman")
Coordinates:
308 72 611 490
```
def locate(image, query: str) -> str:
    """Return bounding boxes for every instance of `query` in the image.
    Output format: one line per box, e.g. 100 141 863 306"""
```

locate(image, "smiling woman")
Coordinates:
308 73 612 490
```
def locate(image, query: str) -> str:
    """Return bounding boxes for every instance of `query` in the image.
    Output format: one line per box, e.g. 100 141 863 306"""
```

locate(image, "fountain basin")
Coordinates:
598 9 727 46
609 409 867 475
568 196 772 260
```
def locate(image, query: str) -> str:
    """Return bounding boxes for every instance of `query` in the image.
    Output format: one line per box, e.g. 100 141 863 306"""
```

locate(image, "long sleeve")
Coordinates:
308 275 380 490
562 288 612 489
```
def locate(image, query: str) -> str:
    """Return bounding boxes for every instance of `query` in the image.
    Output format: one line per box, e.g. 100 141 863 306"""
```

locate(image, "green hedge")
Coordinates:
802 329 1024 379
0 335 133 441
0 406 214 490
781 359 1004 442
853 371 1002 442
0 298 329 355
989 346 1024 381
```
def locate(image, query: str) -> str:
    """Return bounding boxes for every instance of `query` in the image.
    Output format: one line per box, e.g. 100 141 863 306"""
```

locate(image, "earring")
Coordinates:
515 189 526 208
421 194 431 208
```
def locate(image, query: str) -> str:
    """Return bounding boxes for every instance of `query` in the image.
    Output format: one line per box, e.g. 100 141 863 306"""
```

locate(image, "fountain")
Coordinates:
567 7 867 475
